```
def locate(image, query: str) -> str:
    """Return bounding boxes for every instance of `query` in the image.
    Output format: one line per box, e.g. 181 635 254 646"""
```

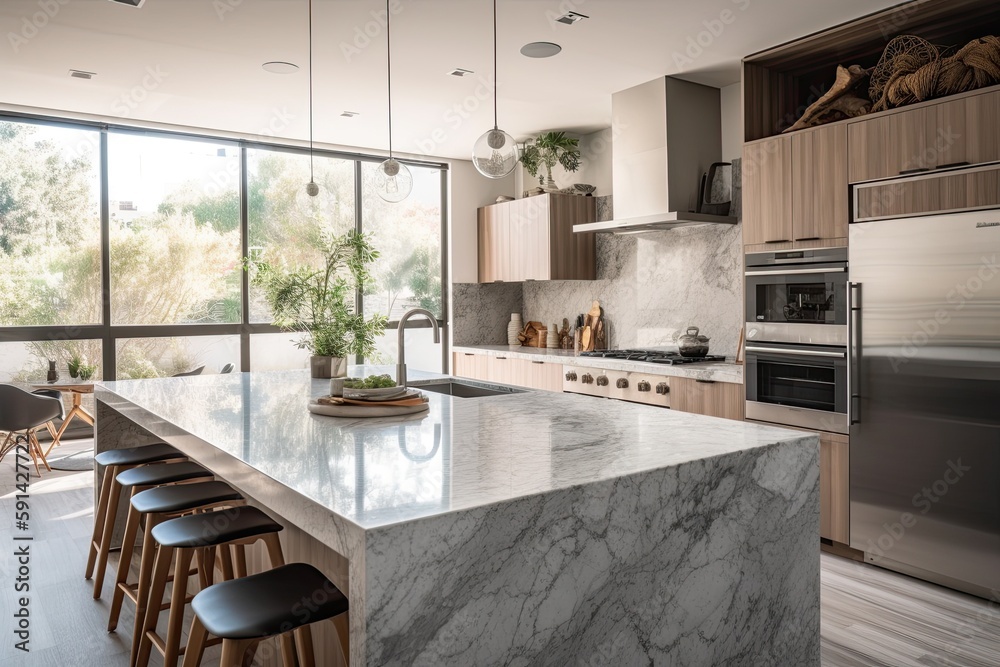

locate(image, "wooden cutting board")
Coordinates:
318 395 427 408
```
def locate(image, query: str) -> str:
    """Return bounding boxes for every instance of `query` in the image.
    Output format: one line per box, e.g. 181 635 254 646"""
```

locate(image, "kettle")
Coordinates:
678 326 710 358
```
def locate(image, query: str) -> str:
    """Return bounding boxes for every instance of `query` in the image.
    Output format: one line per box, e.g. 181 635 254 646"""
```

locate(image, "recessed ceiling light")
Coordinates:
262 61 299 74
108 0 145 7
555 11 588 25
449 68 474 77
340 111 359 118
69 69 96 80
520 42 562 59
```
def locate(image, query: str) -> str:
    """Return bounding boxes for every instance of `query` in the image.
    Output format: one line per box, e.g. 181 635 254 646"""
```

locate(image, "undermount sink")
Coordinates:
408 378 526 398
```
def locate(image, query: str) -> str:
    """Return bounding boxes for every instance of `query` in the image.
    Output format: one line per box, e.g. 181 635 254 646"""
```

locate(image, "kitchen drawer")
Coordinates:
670 377 745 421
854 162 1000 221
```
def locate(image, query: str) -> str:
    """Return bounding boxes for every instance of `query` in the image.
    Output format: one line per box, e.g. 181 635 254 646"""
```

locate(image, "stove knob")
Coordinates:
655 382 670 395
616 378 629 389
565 371 578 382
581 373 594 385
596 375 609 387
638 380 651 392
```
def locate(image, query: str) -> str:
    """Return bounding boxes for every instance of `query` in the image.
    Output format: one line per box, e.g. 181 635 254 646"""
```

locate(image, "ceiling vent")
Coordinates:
69 70 96 80
448 68 474 77
108 0 146 6
555 11 588 25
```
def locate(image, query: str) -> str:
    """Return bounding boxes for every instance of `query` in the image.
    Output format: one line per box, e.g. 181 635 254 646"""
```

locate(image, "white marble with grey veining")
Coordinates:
452 282 524 346
95 367 817 667
453 344 744 384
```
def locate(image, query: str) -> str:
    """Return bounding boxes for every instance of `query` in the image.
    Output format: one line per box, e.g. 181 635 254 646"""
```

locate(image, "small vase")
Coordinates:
507 313 522 346
547 323 559 348
47 360 59 383
310 356 348 379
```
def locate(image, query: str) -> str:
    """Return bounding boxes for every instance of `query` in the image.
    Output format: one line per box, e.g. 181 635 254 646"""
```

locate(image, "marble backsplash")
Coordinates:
453 160 744 356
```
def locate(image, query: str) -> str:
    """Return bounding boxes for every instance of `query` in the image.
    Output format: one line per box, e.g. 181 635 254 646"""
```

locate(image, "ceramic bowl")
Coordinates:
573 183 597 195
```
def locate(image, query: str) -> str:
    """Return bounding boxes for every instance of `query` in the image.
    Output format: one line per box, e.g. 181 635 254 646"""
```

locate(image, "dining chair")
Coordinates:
172 365 206 377
0 384 63 475
31 388 66 444
220 363 235 374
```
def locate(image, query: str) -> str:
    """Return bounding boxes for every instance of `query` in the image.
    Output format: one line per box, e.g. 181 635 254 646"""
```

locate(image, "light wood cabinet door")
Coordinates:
486 355 515 385
847 104 937 183
669 378 745 421
525 360 564 392
511 196 550 281
791 124 848 243
936 89 1000 168
477 204 512 283
742 136 793 246
453 352 489 381
548 195 597 281
820 431 850 544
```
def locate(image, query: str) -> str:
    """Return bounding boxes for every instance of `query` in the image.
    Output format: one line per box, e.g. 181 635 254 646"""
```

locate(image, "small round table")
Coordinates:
31 382 96 456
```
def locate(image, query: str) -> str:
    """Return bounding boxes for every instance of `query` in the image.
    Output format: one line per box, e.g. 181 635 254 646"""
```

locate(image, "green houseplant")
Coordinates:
519 131 582 189
249 230 387 378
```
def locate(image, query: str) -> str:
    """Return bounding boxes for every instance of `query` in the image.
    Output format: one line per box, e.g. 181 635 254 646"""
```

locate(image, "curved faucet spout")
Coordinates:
396 308 441 386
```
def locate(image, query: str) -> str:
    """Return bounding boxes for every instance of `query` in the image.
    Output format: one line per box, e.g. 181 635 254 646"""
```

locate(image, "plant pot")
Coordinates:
311 356 348 379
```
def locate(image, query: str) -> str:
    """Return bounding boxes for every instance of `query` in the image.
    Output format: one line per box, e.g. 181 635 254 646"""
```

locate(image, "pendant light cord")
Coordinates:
386 0 393 159
493 0 498 131
308 0 315 181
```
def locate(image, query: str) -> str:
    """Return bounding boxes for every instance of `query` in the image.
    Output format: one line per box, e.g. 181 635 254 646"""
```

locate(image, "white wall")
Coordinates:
448 160 514 284
721 82 743 162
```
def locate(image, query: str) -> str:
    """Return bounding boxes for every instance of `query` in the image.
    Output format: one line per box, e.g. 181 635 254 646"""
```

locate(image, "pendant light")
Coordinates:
373 0 412 203
305 0 319 197
472 0 517 178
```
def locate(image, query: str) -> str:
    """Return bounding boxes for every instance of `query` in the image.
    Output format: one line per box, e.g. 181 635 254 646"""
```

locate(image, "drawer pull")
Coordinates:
899 167 931 175
531 361 544 365
935 161 970 170
695 379 716 384
765 239 791 244
795 237 820 241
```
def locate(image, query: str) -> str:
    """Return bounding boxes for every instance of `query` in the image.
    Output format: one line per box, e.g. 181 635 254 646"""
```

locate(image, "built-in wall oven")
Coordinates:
744 247 850 434
745 247 848 346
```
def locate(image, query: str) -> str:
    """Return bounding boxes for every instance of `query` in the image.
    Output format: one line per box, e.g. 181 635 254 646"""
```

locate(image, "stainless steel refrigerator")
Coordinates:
849 208 1000 599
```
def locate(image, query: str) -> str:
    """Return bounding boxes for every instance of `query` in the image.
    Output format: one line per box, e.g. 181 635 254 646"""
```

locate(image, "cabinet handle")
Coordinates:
935 161 970 170
899 167 931 175
464 353 475 356
496 356 507 360
695 379 716 384
795 237 820 241
531 361 544 365
765 239 791 244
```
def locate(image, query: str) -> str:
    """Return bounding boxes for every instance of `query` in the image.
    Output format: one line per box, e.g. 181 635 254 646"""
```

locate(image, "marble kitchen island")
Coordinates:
95 369 819 667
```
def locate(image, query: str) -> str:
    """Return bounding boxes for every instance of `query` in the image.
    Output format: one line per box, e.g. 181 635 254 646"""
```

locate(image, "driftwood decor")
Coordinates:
783 64 872 132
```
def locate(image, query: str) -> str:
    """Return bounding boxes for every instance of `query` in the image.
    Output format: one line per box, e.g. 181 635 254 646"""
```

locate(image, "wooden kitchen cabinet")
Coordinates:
820 431 850 545
742 136 792 247
452 352 564 392
453 352 489 382
668 377 745 421
790 124 848 243
477 193 596 283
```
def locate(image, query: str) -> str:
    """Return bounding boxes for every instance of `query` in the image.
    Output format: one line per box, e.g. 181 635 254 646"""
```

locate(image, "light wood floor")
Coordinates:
2 439 999 667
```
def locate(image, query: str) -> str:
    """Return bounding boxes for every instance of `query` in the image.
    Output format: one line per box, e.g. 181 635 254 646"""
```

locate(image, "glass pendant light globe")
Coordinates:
305 180 319 197
473 127 518 178
373 158 412 203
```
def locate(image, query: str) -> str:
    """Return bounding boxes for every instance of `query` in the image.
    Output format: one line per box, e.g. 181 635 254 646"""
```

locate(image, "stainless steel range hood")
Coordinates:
574 77 736 234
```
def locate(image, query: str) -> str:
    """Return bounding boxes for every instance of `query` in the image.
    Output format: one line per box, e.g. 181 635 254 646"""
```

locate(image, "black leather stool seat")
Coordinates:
116 461 212 488
131 481 242 515
152 507 283 549
95 443 182 467
192 563 348 640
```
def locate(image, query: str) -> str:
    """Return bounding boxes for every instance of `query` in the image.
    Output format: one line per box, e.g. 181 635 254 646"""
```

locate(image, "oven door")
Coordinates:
745 262 848 345
745 342 848 434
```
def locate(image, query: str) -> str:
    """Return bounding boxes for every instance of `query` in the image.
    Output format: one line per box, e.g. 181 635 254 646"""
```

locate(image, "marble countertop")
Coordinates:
453 344 744 384
96 367 803 532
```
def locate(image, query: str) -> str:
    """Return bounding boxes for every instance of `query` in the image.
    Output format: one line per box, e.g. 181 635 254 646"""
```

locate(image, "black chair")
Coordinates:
220 363 235 374
172 365 206 377
30 387 66 445
0 384 63 475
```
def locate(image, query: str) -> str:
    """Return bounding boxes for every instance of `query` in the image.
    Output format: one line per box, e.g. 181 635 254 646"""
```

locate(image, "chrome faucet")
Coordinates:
396 308 441 387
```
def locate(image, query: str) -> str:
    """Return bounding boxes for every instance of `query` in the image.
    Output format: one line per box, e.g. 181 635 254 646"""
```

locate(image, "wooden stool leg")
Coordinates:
263 533 285 568
220 638 258 667
233 544 248 579
94 475 126 598
279 630 297 667
202 547 216 588
163 548 195 666
218 543 234 581
86 466 115 580
182 615 209 667
333 613 350 664
29 431 51 472
108 489 143 631
295 625 317 667
27 435 41 476
130 515 162 667
195 548 210 591
135 541 173 667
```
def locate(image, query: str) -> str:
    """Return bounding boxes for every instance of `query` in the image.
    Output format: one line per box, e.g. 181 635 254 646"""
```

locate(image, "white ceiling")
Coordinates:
0 0 904 160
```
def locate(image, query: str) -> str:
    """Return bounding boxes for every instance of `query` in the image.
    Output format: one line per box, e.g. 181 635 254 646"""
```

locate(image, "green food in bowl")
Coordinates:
343 374 397 390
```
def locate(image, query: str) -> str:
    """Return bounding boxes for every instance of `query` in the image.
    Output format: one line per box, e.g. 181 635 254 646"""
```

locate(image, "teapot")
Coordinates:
678 326 710 358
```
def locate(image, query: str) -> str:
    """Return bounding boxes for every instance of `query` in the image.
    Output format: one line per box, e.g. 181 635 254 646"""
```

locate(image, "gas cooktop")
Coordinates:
579 349 727 365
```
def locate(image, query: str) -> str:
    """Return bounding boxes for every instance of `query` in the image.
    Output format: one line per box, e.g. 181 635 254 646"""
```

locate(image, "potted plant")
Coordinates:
79 363 97 382
249 230 387 379
519 131 582 190
68 353 83 379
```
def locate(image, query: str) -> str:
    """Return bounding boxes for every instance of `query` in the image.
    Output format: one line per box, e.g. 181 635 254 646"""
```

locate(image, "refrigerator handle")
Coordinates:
849 282 862 424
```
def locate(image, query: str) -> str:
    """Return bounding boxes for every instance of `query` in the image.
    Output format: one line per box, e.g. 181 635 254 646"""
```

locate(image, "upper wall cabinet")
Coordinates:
478 193 596 283
848 88 1000 183
743 123 848 251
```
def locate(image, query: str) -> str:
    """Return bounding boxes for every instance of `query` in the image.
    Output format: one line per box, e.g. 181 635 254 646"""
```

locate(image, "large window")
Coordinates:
0 115 447 382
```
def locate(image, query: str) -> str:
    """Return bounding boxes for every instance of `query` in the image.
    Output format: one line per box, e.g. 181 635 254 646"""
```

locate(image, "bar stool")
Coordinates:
125 481 246 667
182 563 349 667
135 506 288 667
87 442 187 598
107 461 215 633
